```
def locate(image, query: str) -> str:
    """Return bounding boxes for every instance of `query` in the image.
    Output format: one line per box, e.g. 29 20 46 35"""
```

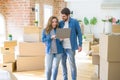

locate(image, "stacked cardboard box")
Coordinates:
0 40 17 72
92 53 99 65
91 44 99 53
4 40 17 47
0 63 15 72
99 34 120 80
92 52 100 78
84 34 94 43
19 42 45 56
17 26 45 71
23 26 42 42
112 25 120 33
17 42 45 71
17 56 44 71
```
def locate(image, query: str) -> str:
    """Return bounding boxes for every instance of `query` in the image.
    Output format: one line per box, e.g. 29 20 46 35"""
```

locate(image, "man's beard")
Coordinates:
64 18 68 22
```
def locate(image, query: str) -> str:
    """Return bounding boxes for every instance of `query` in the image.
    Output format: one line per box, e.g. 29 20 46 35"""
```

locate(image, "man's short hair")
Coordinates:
61 8 70 16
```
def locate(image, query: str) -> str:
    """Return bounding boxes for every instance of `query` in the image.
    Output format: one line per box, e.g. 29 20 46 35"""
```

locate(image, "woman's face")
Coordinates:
52 18 58 28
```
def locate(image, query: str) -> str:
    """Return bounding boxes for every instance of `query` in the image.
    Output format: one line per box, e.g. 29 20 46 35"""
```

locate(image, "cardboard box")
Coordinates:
84 34 94 42
17 56 45 71
19 42 45 56
100 57 120 80
0 54 15 63
0 62 15 72
4 40 17 47
24 26 42 34
23 27 42 42
0 47 14 54
99 34 120 62
91 44 99 53
92 53 99 65
23 34 40 42
112 25 120 33
82 41 91 53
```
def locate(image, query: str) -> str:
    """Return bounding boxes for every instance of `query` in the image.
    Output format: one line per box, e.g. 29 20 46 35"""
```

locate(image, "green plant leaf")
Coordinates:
108 18 113 22
34 20 38 23
102 19 107 22
84 17 89 25
82 35 86 39
116 19 120 24
8 34 12 37
90 17 97 25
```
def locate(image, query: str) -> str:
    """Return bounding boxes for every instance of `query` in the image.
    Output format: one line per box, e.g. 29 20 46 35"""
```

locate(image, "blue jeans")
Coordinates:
45 53 62 80
61 49 77 80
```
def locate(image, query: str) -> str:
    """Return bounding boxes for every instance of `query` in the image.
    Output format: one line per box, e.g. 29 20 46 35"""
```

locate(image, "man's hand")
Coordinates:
78 46 82 52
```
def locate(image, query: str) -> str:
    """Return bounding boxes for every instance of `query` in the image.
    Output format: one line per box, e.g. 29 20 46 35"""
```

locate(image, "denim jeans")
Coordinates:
61 49 77 80
45 53 62 80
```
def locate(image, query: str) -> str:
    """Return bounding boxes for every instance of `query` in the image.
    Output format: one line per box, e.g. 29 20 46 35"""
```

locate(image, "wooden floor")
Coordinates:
13 51 99 80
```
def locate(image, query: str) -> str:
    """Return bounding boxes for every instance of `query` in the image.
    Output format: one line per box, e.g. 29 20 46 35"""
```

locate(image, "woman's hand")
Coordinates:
60 38 63 41
51 35 56 39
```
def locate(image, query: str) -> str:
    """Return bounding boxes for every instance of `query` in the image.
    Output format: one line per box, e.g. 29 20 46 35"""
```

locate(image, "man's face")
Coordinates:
61 14 69 21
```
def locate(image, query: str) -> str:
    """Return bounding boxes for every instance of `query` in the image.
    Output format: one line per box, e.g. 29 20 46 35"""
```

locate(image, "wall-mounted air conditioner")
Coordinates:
101 2 120 8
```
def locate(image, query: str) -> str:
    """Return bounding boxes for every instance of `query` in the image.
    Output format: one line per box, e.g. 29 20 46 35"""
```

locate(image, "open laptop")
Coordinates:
56 28 71 39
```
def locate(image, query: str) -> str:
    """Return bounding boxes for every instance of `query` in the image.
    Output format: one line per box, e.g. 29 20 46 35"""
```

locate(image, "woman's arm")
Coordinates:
41 29 51 43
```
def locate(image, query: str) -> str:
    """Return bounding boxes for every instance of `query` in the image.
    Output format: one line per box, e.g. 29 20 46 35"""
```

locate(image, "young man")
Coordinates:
59 8 82 80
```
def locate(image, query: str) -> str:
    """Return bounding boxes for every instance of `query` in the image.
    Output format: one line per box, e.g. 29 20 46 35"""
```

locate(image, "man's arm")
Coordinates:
75 20 82 52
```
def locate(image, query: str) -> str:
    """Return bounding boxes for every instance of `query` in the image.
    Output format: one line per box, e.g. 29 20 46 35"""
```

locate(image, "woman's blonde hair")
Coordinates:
45 16 59 34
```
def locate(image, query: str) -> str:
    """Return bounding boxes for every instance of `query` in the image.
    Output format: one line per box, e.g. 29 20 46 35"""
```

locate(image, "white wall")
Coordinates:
0 14 6 44
67 0 120 38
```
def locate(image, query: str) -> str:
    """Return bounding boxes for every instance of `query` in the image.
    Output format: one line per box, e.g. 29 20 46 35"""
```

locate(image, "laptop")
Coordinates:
56 28 71 39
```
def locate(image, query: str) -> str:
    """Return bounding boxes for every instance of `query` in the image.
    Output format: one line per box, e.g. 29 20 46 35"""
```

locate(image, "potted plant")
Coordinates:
8 34 12 41
84 17 97 34
34 20 38 26
90 17 97 33
84 17 90 34
102 16 114 34
102 19 107 33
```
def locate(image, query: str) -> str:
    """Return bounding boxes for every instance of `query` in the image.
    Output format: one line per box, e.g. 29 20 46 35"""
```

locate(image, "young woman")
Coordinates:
42 16 63 80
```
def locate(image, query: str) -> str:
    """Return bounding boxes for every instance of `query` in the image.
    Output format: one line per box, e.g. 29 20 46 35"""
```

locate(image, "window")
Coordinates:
44 5 53 28
0 14 6 44
35 3 40 26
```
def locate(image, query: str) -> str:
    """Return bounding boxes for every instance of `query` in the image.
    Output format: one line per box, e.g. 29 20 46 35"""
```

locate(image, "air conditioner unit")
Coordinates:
101 2 120 8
